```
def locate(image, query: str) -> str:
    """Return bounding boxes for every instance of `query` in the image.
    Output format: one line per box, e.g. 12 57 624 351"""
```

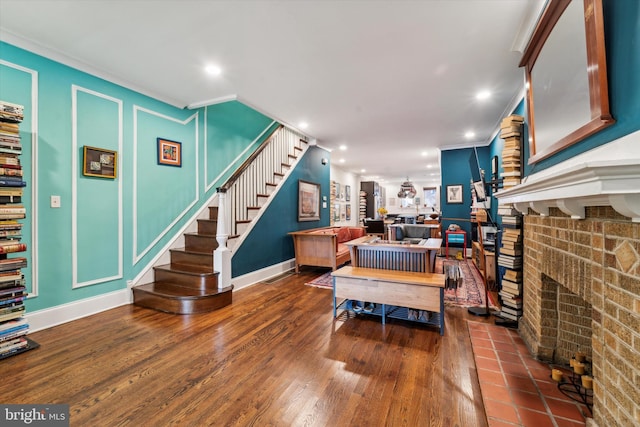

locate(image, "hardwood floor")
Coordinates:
2 269 492 426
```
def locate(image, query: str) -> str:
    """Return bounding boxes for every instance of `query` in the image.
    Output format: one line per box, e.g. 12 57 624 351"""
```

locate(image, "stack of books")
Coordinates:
497 222 524 322
499 114 524 189
0 101 36 360
499 269 523 321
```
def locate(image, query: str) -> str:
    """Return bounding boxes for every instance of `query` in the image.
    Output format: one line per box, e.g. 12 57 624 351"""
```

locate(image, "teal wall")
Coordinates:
522 0 640 172
440 147 491 239
0 41 279 312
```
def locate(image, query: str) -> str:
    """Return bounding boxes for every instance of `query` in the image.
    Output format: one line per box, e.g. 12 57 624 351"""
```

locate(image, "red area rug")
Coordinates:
438 258 499 309
304 258 498 309
304 271 333 289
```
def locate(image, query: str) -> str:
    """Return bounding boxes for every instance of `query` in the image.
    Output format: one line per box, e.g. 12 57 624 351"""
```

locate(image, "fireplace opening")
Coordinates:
540 274 593 364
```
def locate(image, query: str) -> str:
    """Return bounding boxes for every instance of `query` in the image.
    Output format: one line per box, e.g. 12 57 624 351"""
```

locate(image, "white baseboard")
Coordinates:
26 288 132 333
232 259 296 291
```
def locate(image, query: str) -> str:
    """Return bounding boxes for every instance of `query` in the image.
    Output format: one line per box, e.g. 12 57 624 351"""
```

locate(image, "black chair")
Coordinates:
363 219 385 236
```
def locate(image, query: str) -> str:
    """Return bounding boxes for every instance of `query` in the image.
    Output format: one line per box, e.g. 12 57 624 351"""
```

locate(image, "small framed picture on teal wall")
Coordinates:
157 138 182 167
446 184 463 204
83 146 117 179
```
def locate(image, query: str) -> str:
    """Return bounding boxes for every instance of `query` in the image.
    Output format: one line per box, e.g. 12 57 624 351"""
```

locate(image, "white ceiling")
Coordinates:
0 0 544 185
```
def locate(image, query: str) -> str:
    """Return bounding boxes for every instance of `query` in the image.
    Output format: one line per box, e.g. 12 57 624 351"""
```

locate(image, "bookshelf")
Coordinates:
0 101 39 360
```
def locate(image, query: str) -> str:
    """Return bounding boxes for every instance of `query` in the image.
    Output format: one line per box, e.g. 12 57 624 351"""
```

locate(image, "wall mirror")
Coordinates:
520 0 614 163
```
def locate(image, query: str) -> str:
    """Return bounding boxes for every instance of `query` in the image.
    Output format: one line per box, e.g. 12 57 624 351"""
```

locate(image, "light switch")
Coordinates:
51 195 61 208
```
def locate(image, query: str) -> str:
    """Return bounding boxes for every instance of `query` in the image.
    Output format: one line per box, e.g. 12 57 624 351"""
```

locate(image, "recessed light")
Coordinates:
465 131 476 139
339 145 347 151
339 158 345 163
426 164 432 169
476 90 491 100
299 122 309 129
361 169 366 173
421 151 428 157
205 65 222 76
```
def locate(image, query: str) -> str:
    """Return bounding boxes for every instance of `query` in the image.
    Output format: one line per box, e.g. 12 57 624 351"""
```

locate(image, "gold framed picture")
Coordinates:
83 146 117 179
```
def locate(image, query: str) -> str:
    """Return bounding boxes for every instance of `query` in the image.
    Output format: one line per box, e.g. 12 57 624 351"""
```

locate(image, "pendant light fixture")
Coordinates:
397 179 417 199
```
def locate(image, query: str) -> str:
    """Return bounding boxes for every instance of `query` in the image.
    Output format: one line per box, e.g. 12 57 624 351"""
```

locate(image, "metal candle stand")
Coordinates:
555 358 593 415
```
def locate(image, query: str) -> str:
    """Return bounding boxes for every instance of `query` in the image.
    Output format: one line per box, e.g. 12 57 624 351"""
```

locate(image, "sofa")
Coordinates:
289 226 366 272
391 224 440 244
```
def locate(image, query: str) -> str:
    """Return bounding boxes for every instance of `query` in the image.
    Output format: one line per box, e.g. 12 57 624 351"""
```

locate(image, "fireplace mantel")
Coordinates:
495 130 640 222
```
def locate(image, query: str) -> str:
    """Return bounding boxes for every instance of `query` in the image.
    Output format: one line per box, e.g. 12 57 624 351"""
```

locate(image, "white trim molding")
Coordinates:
25 288 131 333
495 129 640 222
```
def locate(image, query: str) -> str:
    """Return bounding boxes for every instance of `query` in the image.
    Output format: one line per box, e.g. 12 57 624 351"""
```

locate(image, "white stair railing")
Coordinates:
214 126 307 288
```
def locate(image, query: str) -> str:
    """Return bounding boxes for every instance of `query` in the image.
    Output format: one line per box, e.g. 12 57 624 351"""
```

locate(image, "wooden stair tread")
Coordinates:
134 282 232 298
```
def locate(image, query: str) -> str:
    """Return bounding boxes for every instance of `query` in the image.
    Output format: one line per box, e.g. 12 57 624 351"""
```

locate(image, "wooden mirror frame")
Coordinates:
520 0 614 164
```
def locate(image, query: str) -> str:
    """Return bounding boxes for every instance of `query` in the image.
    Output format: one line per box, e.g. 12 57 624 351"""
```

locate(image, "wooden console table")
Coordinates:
332 266 446 334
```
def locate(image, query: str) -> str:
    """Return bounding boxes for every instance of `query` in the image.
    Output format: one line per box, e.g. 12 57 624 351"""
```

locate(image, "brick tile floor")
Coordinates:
468 321 591 427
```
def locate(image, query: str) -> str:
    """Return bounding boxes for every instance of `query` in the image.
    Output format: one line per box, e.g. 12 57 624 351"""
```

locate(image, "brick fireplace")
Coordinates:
495 132 640 427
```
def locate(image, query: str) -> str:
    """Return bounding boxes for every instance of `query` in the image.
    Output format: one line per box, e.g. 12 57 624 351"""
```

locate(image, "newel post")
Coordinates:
214 188 232 289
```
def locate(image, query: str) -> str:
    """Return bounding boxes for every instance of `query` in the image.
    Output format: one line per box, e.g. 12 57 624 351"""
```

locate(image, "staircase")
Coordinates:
132 206 233 314
132 125 307 314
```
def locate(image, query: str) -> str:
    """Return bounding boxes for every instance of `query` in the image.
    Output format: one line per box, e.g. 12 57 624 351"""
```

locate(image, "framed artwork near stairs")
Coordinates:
298 180 320 221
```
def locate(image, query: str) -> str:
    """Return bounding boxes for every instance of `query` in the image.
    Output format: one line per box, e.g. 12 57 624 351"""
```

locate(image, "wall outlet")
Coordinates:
50 195 61 208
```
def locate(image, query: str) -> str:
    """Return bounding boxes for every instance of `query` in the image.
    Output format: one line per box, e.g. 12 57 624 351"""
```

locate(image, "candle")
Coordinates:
569 358 575 367
575 352 586 362
574 362 585 375
552 369 563 382
581 375 593 389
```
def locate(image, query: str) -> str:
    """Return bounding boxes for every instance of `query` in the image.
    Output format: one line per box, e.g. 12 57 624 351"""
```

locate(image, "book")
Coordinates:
0 179 26 187
0 243 26 254
504 270 522 282
0 308 25 322
0 156 20 166
0 257 27 271
501 279 523 293
500 246 522 256
502 231 523 241
499 311 519 321
501 299 523 310
0 188 23 197
0 317 27 332
0 285 26 297
0 213 25 220
502 216 522 226
499 290 523 302
0 168 22 176
0 196 21 204
0 230 21 238
0 271 23 283
0 220 23 230
501 306 522 317
0 204 26 214
0 337 28 355
0 147 22 156
0 327 28 343
498 255 522 269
